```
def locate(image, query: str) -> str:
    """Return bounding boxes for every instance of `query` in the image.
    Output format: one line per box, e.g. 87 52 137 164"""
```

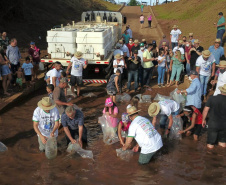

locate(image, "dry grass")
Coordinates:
152 0 226 49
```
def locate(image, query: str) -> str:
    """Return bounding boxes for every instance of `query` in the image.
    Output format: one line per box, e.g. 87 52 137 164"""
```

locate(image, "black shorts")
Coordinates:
190 124 202 136
25 75 32 81
70 75 83 86
207 129 226 145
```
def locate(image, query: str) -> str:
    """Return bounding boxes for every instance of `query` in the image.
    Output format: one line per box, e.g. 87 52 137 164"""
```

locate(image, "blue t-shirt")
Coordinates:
208 45 224 65
61 109 84 130
22 63 33 75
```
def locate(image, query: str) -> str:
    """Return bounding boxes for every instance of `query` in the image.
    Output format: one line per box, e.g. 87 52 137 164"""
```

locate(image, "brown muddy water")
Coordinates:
0 87 225 185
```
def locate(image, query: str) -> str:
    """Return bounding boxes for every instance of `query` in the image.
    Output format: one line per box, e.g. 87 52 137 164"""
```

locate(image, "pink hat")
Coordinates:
105 98 113 107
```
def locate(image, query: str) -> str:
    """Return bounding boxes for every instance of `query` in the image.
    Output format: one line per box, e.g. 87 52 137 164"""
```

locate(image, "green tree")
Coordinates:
128 0 139 6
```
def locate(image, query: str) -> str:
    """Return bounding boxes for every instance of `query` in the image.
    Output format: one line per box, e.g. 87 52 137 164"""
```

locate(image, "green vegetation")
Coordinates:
152 0 226 49
128 0 140 6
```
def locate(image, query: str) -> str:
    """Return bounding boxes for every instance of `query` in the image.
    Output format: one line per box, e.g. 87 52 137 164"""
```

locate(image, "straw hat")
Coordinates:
74 51 83 59
172 25 178 29
38 97 56 110
178 40 183 44
218 84 226 93
119 40 123 44
162 42 166 46
115 53 122 59
202 50 211 58
148 102 160 117
142 39 146 42
215 38 221 43
189 33 193 36
134 39 139 44
194 39 200 44
216 60 226 68
127 106 141 116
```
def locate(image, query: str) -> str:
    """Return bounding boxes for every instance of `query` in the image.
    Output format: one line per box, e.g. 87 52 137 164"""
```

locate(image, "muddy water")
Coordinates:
0 87 225 185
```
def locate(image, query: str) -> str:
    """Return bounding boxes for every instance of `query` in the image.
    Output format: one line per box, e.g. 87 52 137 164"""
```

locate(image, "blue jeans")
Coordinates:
216 29 225 46
127 70 139 90
186 63 190 75
200 75 209 96
141 8 143 13
170 64 183 81
157 66 166 84
160 109 180 129
171 42 178 50
143 67 154 87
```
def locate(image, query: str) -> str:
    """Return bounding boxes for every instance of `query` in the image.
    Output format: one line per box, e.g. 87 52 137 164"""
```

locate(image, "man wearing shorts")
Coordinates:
66 51 88 97
202 84 226 149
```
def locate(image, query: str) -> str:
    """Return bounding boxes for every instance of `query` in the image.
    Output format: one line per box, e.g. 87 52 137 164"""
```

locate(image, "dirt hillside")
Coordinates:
152 0 226 50
0 0 120 49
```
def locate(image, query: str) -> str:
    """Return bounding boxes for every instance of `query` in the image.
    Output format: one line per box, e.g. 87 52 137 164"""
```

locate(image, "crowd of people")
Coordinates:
1 10 226 165
0 32 41 96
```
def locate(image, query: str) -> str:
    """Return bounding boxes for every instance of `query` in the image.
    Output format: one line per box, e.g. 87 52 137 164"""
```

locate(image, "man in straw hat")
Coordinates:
212 60 226 96
122 105 163 165
66 51 88 97
32 97 60 152
177 70 202 109
202 84 226 149
189 39 204 71
196 50 216 101
170 25 182 49
209 38 224 65
148 99 180 136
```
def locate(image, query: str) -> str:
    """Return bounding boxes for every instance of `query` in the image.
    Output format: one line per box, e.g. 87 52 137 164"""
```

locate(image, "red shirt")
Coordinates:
120 121 131 131
185 46 192 60
190 108 202 124
127 43 134 53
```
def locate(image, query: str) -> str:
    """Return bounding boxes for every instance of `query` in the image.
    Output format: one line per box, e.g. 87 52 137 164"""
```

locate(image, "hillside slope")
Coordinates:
152 0 226 50
0 0 120 49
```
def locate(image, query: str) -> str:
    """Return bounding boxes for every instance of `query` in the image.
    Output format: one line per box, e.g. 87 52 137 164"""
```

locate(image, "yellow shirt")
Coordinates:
143 50 154 68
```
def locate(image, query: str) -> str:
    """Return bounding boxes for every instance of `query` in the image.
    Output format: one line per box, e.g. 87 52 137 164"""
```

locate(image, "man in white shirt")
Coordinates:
212 60 226 96
148 99 180 136
170 25 182 49
32 97 60 152
66 51 88 97
50 61 62 87
122 106 163 165
196 50 216 101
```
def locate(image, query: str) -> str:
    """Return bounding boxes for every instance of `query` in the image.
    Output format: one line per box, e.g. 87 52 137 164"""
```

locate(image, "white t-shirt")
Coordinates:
214 71 226 96
113 49 123 57
121 44 130 57
113 59 124 73
128 116 163 154
170 29 182 43
50 68 62 86
196 55 216 76
159 99 180 116
138 49 146 67
157 55 166 67
70 56 86 77
32 107 60 137
173 46 185 55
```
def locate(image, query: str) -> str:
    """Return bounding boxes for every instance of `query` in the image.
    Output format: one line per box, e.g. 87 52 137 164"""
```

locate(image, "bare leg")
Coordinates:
2 76 10 95
77 86 80 96
207 144 214 149
175 81 179 87
193 134 198 141
218 142 226 148
167 80 173 87
112 95 116 104
71 85 76 97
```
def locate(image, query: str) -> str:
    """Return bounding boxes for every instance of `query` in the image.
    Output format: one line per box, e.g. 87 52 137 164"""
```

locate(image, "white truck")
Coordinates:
42 11 123 83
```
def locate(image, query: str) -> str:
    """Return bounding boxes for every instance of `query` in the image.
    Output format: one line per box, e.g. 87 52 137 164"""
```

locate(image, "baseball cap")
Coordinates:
30 41 35 45
140 43 144 47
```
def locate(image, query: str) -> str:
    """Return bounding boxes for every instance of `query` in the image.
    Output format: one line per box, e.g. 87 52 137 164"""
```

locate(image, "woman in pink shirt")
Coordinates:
185 40 193 75
140 14 145 29
147 14 152 28
118 113 131 146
